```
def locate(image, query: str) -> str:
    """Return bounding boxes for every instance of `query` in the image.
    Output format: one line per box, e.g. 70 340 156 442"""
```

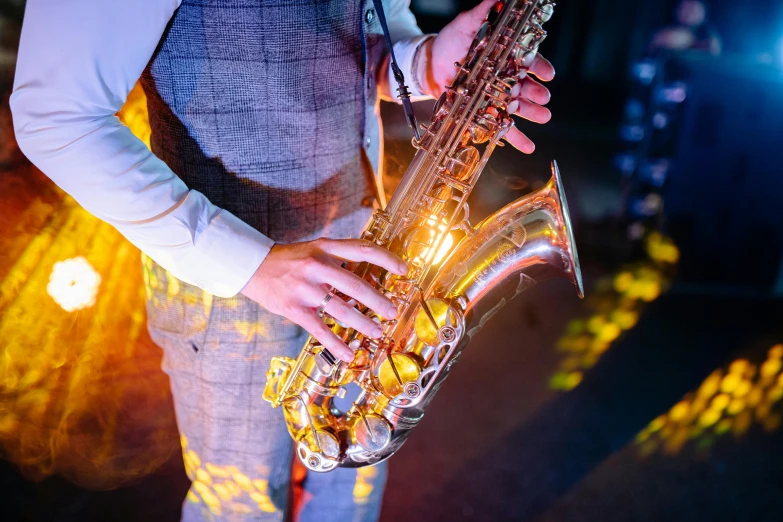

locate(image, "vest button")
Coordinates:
365 137 372 148
365 9 374 24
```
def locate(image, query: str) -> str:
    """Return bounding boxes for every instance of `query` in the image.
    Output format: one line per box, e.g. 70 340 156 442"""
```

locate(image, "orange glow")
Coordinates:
0 82 179 488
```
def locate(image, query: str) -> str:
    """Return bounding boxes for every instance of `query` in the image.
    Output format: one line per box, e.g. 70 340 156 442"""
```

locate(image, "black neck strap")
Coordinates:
371 0 420 141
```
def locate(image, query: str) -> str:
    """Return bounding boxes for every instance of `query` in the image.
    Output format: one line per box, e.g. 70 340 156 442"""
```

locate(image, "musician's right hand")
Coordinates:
241 238 408 362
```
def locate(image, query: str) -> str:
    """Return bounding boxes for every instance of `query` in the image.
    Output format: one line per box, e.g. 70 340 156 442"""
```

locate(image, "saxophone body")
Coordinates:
263 0 582 472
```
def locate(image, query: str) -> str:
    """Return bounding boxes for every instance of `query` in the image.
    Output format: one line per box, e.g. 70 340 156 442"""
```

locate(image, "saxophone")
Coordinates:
263 0 582 472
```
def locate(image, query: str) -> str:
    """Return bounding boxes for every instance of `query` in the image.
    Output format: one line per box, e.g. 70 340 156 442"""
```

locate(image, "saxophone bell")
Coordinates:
434 160 584 339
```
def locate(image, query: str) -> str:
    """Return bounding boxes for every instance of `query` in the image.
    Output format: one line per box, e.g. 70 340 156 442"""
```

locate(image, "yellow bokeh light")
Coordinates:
699 408 721 428
611 308 639 330
747 386 764 407
196 467 212 484
733 379 751 398
597 322 621 342
760 358 781 379
613 272 634 293
637 345 783 457
768 386 783 403
669 401 690 422
727 398 746 415
697 370 722 398
710 393 731 412
551 232 678 391
586 315 607 334
46 256 102 312
646 232 680 264
729 359 749 375
720 373 741 394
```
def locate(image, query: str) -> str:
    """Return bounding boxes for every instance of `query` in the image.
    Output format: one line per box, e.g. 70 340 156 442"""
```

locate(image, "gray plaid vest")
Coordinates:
141 0 391 347
140 0 387 244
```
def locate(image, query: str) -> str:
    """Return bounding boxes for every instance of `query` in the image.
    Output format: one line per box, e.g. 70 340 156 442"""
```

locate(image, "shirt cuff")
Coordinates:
389 34 437 100
193 209 275 298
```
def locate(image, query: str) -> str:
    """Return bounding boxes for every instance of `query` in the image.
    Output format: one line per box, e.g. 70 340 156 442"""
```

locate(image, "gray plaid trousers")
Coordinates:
140 0 391 520
145 266 386 521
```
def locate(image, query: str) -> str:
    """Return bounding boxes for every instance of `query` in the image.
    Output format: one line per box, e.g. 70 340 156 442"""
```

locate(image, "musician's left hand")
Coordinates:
417 0 555 153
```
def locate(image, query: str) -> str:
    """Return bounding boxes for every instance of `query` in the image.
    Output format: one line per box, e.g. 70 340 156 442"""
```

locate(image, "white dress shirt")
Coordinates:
11 0 429 298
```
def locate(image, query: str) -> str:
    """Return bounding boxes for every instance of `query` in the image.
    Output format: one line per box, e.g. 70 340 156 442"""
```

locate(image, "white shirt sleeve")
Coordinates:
385 0 436 99
10 0 275 298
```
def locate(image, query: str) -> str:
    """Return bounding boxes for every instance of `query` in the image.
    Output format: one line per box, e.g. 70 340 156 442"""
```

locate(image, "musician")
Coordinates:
11 0 553 519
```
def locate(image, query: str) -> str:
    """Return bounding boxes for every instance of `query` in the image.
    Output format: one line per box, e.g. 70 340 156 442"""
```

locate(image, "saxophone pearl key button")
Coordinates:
354 414 391 452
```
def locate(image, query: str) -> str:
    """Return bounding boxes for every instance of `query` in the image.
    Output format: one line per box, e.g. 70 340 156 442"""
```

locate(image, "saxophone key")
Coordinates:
352 413 392 453
378 352 422 397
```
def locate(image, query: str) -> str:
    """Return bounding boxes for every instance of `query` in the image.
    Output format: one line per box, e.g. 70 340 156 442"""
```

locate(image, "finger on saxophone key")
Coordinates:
318 239 408 276
319 265 399 319
322 295 385 338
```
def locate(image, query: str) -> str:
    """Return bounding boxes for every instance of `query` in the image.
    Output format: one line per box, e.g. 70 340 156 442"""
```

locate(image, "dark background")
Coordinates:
1 0 783 521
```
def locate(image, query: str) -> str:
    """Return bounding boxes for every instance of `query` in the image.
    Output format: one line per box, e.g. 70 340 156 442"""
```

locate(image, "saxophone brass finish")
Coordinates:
263 0 582 472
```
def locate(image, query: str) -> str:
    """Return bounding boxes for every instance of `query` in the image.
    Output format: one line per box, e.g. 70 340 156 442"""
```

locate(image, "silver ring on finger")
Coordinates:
317 287 337 318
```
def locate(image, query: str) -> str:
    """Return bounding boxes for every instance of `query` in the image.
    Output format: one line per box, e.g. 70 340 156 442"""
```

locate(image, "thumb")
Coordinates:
460 0 497 29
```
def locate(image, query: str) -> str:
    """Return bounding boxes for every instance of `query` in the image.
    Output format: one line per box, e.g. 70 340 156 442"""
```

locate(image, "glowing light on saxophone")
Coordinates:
422 215 454 265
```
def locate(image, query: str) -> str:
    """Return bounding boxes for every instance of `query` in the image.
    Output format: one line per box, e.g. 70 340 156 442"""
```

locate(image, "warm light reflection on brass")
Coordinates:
636 345 783 456
550 232 679 391
0 83 178 488
433 232 454 265
422 215 454 265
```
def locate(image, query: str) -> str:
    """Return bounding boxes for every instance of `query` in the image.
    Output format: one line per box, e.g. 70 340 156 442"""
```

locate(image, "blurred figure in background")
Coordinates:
649 0 721 56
